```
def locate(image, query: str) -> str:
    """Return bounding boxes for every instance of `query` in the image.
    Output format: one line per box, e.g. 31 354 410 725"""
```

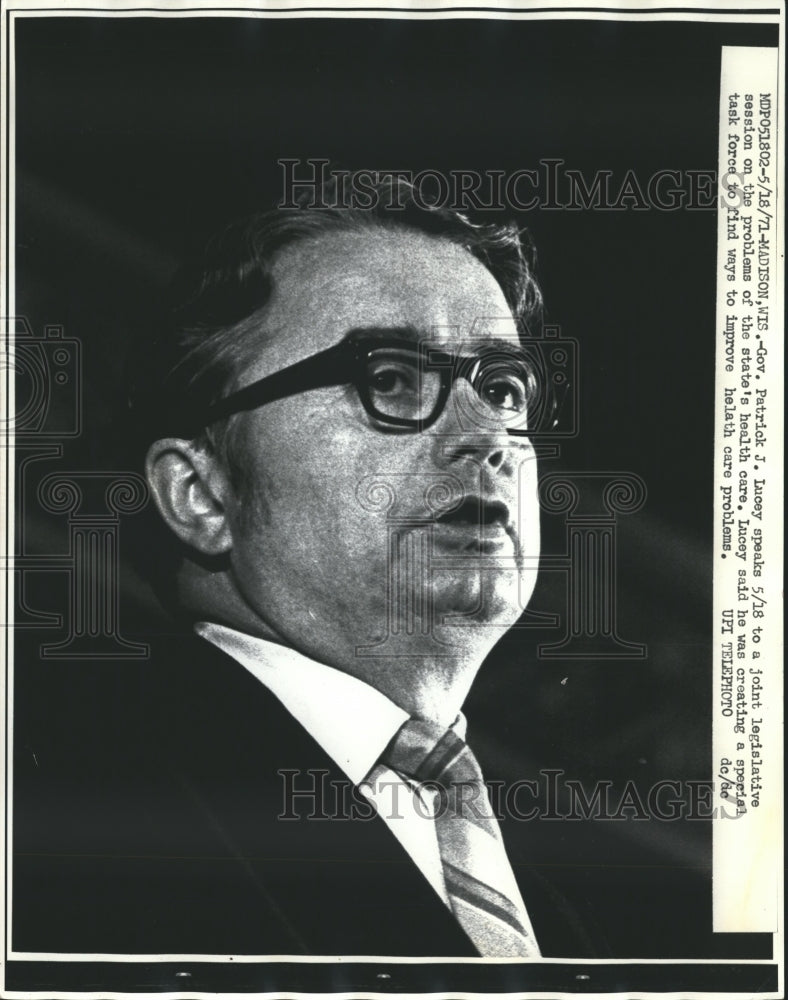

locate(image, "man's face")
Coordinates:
221 226 539 668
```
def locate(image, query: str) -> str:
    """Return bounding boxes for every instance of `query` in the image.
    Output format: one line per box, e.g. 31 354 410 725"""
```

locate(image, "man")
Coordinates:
13 181 597 959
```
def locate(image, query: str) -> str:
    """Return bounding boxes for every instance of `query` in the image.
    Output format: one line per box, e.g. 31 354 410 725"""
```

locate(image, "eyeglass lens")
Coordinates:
364 347 531 427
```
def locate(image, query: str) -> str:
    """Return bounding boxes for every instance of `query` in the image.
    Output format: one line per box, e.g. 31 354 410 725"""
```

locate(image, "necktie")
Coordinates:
379 717 541 958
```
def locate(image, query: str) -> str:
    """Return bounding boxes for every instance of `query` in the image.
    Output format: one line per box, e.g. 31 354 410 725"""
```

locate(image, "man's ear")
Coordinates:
145 438 234 556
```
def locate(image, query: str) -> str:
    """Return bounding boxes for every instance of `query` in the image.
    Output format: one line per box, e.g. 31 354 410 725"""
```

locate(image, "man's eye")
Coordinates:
482 377 528 412
369 364 418 396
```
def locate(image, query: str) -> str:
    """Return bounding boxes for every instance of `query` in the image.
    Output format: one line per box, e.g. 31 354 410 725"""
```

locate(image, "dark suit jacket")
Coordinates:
13 628 608 958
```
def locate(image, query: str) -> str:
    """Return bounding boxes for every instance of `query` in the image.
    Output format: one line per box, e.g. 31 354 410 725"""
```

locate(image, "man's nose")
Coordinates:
431 377 529 472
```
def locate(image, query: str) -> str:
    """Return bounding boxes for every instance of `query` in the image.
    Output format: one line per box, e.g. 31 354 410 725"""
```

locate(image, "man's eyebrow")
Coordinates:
345 326 524 354
345 325 423 343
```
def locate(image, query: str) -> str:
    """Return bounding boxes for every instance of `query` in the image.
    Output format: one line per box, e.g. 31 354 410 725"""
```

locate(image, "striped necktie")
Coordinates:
379 717 541 958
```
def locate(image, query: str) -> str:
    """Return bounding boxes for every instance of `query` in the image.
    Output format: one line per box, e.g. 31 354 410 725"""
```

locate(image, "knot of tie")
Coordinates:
379 717 498 835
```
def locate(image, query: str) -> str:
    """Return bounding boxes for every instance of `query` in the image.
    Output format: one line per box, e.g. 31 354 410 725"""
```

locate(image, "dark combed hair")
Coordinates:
124 176 543 602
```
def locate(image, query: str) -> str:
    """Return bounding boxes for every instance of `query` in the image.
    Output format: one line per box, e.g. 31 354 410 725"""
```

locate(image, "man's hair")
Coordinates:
125 176 543 602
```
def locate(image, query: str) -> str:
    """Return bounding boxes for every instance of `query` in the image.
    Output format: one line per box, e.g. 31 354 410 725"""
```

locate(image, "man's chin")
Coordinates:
352 567 531 658
428 569 524 631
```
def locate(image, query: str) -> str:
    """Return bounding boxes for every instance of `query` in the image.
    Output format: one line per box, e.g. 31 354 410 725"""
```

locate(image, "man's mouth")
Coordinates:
432 497 512 548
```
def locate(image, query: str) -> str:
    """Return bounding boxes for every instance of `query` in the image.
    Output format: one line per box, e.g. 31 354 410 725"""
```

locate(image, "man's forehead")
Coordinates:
272 223 485 276
262 226 517 358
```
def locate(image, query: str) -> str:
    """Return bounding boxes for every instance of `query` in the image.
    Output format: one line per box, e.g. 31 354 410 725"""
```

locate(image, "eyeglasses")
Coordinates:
186 332 550 435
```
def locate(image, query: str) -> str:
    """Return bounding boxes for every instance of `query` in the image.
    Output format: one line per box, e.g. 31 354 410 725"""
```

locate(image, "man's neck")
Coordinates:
320 649 482 728
178 564 488 727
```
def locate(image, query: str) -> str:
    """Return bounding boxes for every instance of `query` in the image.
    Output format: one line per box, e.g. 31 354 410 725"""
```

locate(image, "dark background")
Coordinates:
9 11 778 977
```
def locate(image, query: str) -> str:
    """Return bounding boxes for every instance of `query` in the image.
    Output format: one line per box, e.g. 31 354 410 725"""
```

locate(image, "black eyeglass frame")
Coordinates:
184 334 546 436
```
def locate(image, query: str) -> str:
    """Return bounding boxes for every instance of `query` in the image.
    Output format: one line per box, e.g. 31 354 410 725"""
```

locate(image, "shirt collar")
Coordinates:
195 621 410 785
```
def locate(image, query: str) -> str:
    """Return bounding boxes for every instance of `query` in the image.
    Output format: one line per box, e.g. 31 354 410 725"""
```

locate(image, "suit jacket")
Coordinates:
13 629 604 958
